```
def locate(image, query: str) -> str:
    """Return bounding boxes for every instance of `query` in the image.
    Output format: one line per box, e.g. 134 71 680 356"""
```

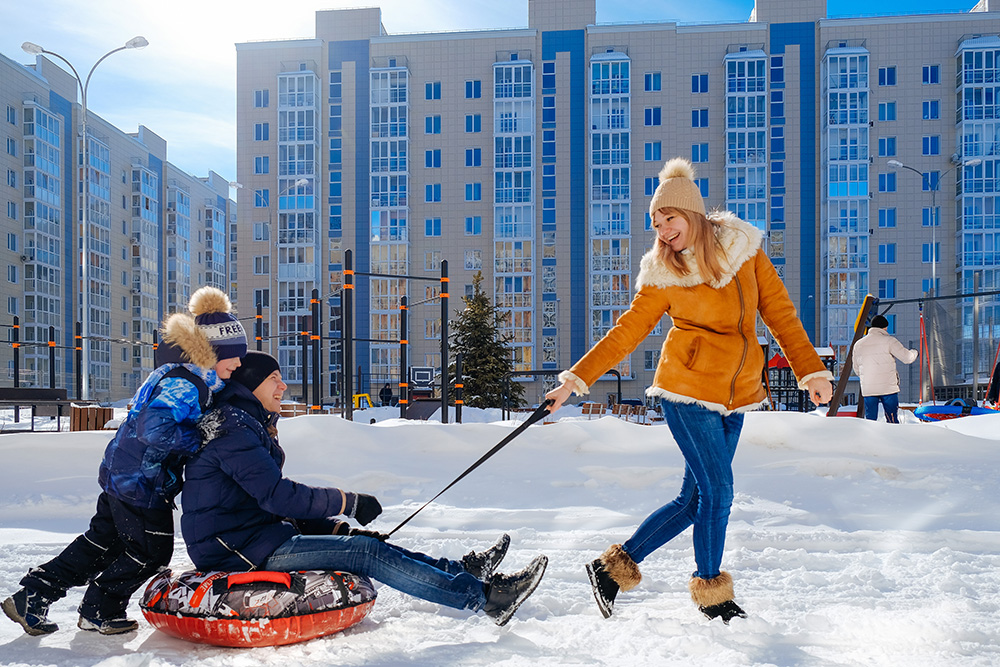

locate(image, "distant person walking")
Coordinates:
852 314 918 423
379 383 393 407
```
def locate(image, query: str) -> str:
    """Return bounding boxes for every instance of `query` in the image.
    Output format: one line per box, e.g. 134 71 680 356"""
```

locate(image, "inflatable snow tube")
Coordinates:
140 569 376 647
914 398 1000 422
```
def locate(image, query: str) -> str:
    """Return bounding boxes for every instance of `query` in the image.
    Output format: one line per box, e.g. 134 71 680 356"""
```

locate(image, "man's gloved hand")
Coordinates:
348 527 389 541
348 493 382 526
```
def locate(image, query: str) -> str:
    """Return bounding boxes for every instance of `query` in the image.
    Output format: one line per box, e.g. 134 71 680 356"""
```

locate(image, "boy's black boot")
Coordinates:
461 533 511 582
77 615 139 635
585 558 620 618
483 554 548 626
2 588 59 636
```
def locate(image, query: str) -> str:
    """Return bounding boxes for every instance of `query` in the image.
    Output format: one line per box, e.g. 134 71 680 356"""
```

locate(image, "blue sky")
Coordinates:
1 0 983 183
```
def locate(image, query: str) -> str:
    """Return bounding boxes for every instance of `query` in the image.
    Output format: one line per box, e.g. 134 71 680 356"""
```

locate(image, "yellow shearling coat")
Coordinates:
560 213 833 414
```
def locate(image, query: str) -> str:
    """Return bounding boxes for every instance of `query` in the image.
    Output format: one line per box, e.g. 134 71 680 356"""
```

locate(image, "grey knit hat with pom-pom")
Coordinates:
188 287 247 361
648 157 707 218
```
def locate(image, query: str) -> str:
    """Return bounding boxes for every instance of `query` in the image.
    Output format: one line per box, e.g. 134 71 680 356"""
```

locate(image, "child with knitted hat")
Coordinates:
546 157 834 624
3 287 247 637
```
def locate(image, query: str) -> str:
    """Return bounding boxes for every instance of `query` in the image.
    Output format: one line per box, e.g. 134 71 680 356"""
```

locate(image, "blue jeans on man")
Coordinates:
863 393 900 423
263 534 487 611
622 401 744 580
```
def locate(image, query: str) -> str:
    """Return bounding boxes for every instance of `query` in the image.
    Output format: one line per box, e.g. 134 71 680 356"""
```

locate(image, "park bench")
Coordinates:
0 387 74 432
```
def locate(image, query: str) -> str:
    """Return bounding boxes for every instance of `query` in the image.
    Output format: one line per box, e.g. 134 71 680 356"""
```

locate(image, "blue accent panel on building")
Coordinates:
542 30 587 361
148 153 165 324
50 92 75 377
770 22 817 340
329 40 372 380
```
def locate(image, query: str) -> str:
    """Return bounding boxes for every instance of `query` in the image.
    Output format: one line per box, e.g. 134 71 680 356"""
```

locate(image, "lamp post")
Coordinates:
887 156 982 400
22 37 148 400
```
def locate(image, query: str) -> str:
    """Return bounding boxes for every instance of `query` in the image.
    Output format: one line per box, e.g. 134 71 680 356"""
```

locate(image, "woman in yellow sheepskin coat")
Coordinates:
546 158 834 623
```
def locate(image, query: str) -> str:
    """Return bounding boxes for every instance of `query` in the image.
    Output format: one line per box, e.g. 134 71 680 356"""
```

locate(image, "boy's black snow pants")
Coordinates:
20 491 173 619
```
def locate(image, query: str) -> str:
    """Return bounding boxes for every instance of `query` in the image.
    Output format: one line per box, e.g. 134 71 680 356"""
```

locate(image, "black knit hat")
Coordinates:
870 315 889 329
230 352 280 392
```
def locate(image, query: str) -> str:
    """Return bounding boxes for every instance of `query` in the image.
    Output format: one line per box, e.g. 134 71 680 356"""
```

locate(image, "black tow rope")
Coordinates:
386 399 554 537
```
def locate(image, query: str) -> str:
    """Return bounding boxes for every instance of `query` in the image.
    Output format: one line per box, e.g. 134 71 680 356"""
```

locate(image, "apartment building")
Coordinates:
1 52 235 402
235 0 999 406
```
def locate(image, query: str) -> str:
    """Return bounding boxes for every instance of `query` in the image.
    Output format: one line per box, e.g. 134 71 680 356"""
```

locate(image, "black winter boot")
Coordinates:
585 558 619 618
461 533 511 582
483 554 548 626
689 572 746 625
77 615 139 635
2 588 59 636
699 599 747 624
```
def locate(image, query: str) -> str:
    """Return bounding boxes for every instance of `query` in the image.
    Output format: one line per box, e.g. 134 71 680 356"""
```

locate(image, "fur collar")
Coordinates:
635 212 764 290
162 312 218 370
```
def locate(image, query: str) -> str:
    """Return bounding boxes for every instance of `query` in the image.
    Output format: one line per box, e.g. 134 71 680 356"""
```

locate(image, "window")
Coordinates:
253 222 270 241
692 143 709 163
5 105 15 125
696 178 709 197
465 80 482 98
878 172 896 193
464 249 482 271
922 207 940 227
878 66 896 86
465 183 482 201
922 243 940 263
425 82 441 100
254 288 270 309
644 176 657 196
878 243 897 264
922 135 940 156
644 72 661 91
6 169 15 188
424 251 441 271
691 73 708 93
644 107 662 126
6 202 16 220
254 123 269 141
465 148 482 167
6 233 15 251
922 278 940 295
922 100 940 120
465 114 481 133
7 296 17 315
425 218 441 236
254 189 270 207
692 108 709 128
425 184 441 202
878 208 897 228
878 279 896 299
425 115 441 134
253 256 270 275
465 216 482 235
923 171 939 192
878 137 896 157
644 349 660 371
7 265 18 284
254 156 269 174
878 102 896 121
922 65 940 84
6 138 16 156
254 89 269 107
424 149 442 168
644 142 662 162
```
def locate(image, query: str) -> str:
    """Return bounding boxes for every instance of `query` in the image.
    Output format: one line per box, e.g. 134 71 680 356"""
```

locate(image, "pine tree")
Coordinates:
449 272 526 409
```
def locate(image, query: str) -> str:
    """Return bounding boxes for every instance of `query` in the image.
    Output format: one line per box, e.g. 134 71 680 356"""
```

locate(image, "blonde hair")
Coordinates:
653 207 725 283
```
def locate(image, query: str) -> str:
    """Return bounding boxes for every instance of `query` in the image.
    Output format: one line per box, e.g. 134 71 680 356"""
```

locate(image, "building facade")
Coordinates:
234 0 1000 406
1 52 235 402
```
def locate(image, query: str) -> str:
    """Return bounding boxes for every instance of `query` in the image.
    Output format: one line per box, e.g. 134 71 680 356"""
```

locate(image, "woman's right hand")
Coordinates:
545 382 574 413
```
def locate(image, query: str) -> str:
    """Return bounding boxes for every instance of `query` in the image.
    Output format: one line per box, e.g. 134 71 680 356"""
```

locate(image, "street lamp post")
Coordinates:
887 156 982 400
22 37 148 400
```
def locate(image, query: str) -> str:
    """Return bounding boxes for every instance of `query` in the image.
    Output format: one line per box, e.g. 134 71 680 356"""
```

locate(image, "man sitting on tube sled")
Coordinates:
181 352 547 626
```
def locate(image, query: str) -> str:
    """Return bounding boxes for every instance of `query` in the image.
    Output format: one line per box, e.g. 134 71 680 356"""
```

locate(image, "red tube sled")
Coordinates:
140 569 377 647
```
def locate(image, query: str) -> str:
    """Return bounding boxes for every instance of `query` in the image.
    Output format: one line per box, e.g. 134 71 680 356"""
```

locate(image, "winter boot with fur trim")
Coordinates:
689 571 746 624
483 554 548 626
2 588 58 636
461 533 510 582
586 544 641 618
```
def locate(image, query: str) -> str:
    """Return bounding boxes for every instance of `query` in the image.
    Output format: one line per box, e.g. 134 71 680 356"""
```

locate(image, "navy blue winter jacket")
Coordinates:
98 344 220 510
181 382 355 571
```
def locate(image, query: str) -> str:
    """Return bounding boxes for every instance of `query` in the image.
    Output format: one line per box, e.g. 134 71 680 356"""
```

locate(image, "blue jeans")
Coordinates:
263 534 486 612
864 393 899 423
622 401 744 580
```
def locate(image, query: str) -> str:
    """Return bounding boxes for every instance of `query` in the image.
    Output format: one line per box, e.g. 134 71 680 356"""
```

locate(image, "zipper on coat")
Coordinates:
729 277 750 407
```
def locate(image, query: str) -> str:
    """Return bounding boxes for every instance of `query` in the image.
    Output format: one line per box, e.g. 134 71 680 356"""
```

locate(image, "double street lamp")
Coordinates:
887 156 982 401
22 37 148 400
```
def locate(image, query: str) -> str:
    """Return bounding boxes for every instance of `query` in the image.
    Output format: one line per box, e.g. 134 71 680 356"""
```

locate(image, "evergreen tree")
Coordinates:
449 272 526 409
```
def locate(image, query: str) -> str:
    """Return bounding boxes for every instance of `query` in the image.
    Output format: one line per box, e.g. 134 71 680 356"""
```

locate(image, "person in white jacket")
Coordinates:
852 315 918 423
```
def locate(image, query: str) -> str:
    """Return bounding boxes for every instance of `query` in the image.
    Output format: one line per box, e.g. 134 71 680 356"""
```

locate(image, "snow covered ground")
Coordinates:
1 404 998 666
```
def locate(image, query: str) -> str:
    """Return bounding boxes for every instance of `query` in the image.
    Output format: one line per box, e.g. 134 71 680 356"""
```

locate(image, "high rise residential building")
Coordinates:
1 52 235 402
235 0 1000 406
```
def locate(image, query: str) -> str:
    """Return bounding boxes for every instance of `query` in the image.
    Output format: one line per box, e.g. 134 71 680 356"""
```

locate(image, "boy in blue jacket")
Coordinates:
3 287 247 636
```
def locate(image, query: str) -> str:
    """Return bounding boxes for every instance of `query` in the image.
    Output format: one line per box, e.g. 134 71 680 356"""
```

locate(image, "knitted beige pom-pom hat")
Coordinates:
648 157 707 218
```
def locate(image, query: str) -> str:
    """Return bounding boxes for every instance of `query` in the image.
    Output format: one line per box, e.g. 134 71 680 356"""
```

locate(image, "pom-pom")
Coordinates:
188 286 233 316
658 157 696 184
